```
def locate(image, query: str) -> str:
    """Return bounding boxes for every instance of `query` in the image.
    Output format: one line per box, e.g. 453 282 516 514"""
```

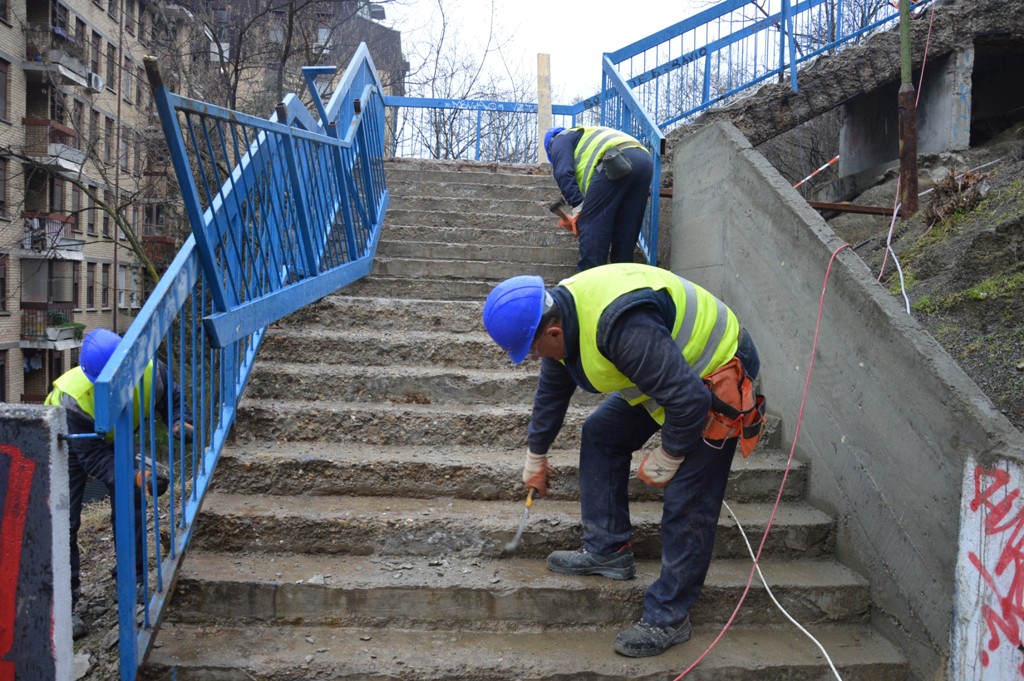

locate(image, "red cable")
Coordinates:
674 243 851 679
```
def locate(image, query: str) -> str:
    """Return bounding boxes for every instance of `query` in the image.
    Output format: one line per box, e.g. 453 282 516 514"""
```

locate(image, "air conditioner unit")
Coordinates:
86 72 105 92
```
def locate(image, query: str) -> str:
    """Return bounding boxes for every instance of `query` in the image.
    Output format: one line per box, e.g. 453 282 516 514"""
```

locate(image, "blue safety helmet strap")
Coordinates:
543 127 566 163
482 275 547 364
80 328 122 383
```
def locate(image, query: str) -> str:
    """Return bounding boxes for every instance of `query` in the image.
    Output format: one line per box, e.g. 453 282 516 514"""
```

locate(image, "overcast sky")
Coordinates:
383 0 704 102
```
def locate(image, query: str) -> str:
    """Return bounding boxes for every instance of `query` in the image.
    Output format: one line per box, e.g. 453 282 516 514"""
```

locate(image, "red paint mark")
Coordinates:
0 444 37 681
968 465 1024 676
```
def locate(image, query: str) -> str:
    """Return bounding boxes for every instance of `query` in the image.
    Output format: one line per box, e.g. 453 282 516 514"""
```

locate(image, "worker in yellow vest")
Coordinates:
482 264 765 658
45 328 192 640
543 126 654 271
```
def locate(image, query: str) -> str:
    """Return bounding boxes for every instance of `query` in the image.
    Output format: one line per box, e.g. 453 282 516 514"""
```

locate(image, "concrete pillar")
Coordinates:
0 404 72 681
838 50 973 179
537 53 552 164
951 456 1024 680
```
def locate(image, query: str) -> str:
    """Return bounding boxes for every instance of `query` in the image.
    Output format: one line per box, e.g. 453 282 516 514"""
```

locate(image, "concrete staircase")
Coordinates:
140 159 909 680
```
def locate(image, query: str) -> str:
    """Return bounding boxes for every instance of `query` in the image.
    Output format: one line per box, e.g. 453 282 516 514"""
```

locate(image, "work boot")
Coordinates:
546 545 635 580
613 615 691 657
72 613 88 641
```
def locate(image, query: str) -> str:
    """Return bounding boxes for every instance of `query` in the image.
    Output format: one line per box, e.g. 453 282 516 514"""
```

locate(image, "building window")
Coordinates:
76 18 86 46
87 195 96 235
133 134 142 175
90 109 100 148
0 254 6 312
72 261 81 308
86 262 95 308
0 350 6 403
0 60 8 121
106 44 116 88
101 264 110 308
72 100 85 150
50 177 64 214
71 184 82 232
104 117 114 164
0 0 8 24
144 204 164 234
117 265 126 308
123 57 133 103
136 65 145 108
91 33 100 75
102 190 111 237
0 158 7 217
120 129 129 171
125 0 136 34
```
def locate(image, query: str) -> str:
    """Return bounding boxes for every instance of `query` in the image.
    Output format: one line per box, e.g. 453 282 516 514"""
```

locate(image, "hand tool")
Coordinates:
504 487 535 552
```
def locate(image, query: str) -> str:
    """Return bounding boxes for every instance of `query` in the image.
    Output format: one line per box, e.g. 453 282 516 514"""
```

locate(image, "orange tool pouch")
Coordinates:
701 357 767 457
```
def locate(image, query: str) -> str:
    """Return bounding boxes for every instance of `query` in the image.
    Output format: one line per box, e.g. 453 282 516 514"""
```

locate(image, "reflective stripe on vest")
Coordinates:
572 127 645 195
45 363 156 439
561 263 739 425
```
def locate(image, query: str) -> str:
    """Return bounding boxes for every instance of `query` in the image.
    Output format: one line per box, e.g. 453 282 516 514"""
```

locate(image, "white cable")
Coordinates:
888 247 912 314
722 499 845 681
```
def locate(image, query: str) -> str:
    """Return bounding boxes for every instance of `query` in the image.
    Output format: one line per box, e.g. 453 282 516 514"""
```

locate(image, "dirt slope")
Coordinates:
826 126 1024 432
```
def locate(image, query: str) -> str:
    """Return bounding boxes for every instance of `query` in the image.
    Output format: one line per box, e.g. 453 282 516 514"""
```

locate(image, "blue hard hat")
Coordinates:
543 127 565 163
482 275 546 364
80 328 122 382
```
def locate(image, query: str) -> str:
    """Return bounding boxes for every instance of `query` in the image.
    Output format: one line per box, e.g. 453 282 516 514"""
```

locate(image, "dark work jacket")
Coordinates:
547 129 586 208
526 285 716 457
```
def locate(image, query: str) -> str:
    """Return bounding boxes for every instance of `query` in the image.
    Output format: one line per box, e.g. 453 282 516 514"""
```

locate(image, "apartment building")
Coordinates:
0 0 405 404
0 0 184 403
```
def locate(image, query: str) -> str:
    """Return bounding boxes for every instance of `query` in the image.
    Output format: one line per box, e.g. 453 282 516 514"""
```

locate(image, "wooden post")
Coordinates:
537 53 552 164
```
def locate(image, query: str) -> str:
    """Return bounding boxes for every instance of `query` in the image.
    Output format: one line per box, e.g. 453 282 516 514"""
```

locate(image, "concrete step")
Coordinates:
245 361 561 405
276 295 485 331
378 239 578 267
388 179 558 202
337 275 504 301
189 492 834 561
168 552 869 628
232 399 584 448
384 208 552 230
391 195 561 218
142 621 907 681
210 443 805 505
385 158 550 184
382 223 579 248
258 327 512 370
370 254 575 282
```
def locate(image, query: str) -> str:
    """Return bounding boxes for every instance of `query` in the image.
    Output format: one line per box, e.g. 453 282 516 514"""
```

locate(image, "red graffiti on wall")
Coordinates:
968 465 1024 675
0 444 37 681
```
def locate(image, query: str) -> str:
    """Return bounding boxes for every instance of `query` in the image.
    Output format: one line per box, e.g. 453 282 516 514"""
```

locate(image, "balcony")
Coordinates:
22 212 85 259
23 119 87 173
23 25 89 87
20 302 85 350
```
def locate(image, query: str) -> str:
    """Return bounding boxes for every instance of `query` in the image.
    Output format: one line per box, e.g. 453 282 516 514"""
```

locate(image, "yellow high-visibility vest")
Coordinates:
561 263 739 424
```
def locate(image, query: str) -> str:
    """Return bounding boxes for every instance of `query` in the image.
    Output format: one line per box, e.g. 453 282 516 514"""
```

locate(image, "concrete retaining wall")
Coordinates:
0 404 72 681
669 121 1024 681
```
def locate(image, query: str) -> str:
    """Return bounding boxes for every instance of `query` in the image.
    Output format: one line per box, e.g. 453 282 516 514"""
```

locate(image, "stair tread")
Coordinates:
221 440 798 470
181 550 865 589
200 491 832 527
145 621 907 678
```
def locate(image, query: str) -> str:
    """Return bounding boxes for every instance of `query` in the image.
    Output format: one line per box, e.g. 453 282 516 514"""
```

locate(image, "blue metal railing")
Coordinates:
604 0 936 131
93 44 388 680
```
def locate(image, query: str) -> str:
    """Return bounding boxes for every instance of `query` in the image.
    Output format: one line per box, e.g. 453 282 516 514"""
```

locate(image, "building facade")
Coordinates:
0 0 185 403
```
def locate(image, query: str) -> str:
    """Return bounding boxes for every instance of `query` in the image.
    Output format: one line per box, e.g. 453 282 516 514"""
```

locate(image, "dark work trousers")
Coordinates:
576 330 760 628
67 442 145 607
576 146 654 271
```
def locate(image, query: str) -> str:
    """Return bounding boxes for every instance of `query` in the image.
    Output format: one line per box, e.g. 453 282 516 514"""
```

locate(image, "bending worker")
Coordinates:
482 263 764 657
543 126 654 271
45 328 192 640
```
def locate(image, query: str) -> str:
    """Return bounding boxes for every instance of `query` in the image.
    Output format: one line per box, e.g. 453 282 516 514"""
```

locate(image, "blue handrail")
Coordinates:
93 43 388 680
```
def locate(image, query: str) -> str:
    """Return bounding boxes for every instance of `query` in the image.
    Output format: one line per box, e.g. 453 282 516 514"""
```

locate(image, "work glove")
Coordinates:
171 419 194 443
557 213 579 236
523 451 551 496
135 460 170 497
636 445 684 488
